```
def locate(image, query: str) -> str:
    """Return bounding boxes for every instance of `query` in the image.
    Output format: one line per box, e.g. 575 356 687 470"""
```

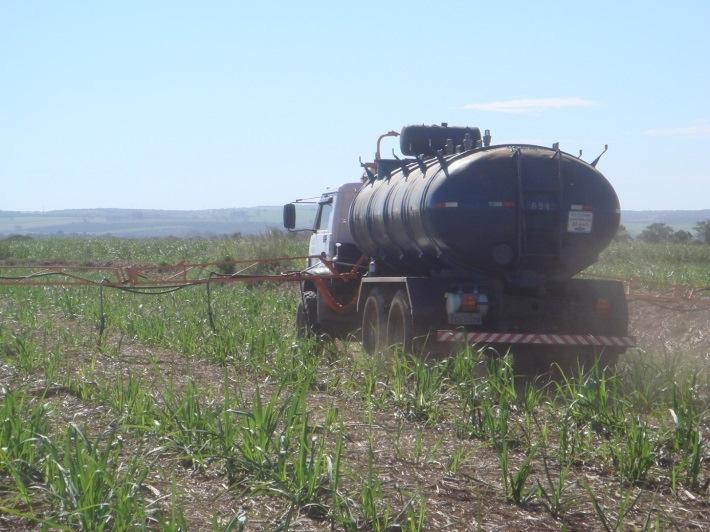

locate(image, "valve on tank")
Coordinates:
483 129 492 147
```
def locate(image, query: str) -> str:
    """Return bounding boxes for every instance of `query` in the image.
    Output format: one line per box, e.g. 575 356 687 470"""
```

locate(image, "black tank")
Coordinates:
349 144 620 282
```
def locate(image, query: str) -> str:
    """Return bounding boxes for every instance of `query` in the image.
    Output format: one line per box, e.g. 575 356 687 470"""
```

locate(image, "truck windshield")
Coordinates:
316 198 333 231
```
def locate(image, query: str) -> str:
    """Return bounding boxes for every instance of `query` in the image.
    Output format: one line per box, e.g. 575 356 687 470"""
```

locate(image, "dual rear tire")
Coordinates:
512 345 621 376
359 287 622 373
361 288 414 355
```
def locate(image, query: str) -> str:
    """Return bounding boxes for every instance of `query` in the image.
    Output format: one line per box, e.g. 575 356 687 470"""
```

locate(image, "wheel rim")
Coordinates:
362 298 380 354
387 301 405 349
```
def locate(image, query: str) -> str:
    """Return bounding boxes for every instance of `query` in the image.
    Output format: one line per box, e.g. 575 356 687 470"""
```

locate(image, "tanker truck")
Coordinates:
283 124 635 367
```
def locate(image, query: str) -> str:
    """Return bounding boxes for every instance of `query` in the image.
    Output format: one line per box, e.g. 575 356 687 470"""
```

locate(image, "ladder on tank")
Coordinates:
514 147 563 259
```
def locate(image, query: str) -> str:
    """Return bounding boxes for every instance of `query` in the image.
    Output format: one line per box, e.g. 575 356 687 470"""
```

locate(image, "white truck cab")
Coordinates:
304 183 361 272
283 182 363 337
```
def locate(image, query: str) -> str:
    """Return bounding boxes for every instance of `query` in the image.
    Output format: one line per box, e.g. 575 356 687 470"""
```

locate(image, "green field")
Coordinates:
0 237 708 530
586 241 710 289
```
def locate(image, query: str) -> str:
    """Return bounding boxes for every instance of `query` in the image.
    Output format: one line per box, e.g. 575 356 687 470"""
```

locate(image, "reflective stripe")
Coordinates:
434 330 636 347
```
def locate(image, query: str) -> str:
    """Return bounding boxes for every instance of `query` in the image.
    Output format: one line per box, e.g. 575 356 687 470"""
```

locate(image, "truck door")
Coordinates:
308 195 334 268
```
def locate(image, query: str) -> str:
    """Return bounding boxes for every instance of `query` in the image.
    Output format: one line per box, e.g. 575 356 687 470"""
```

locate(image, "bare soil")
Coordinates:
629 298 710 354
1 299 709 531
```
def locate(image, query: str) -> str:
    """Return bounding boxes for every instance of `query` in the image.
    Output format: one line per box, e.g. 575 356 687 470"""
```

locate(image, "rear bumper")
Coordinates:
436 330 636 347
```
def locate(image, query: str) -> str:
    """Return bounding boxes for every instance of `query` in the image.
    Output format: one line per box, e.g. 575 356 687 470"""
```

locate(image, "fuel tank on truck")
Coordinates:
349 142 621 282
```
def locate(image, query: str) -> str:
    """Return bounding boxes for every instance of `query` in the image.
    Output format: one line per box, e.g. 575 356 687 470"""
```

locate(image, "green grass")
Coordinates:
0 235 708 529
0 390 173 529
584 241 710 288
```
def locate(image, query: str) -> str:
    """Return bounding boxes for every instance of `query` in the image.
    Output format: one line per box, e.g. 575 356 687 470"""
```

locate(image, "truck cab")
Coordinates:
285 182 361 273
283 182 363 337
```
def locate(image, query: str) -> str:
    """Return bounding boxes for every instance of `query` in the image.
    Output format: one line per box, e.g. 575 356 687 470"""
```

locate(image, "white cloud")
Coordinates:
643 124 710 137
462 97 598 115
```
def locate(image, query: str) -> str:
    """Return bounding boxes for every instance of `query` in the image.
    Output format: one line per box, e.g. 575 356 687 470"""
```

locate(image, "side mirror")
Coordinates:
283 203 296 230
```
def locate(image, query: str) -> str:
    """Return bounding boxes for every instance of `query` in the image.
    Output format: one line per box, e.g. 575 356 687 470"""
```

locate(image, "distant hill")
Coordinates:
0 207 707 238
0 207 291 238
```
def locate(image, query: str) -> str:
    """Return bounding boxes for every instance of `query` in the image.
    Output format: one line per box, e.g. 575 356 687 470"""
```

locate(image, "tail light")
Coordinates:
594 298 611 314
445 291 489 320
460 294 478 312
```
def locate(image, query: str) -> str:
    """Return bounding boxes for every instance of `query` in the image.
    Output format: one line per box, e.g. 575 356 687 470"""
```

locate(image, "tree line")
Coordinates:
615 220 710 244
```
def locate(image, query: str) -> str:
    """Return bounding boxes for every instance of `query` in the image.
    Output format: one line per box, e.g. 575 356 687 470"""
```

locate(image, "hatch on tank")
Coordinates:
399 124 482 156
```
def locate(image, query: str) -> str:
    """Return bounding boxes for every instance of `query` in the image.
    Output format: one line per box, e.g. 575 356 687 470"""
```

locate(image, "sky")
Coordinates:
1 1 709 212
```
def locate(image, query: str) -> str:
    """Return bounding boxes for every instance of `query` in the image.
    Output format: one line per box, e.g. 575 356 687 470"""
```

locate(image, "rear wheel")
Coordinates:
386 289 414 353
585 348 620 372
362 288 387 355
548 348 620 376
512 345 620 377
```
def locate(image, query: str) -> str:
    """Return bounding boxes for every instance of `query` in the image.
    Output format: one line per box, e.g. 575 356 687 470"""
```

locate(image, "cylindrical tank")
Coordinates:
349 144 620 281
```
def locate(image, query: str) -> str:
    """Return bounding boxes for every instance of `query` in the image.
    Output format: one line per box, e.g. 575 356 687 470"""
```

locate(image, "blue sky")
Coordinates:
1 1 708 211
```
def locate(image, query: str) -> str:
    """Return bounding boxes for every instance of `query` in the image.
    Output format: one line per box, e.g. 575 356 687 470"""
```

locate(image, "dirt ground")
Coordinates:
628 298 710 355
1 298 709 530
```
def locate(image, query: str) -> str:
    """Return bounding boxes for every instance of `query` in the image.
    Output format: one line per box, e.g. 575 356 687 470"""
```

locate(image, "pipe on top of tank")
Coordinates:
375 130 399 161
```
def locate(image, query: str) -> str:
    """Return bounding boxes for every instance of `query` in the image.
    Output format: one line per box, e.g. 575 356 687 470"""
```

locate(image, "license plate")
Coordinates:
449 313 482 325
567 211 593 233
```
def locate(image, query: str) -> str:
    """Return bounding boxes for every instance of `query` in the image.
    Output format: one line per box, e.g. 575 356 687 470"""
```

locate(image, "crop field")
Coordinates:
586 242 710 290
0 236 708 530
